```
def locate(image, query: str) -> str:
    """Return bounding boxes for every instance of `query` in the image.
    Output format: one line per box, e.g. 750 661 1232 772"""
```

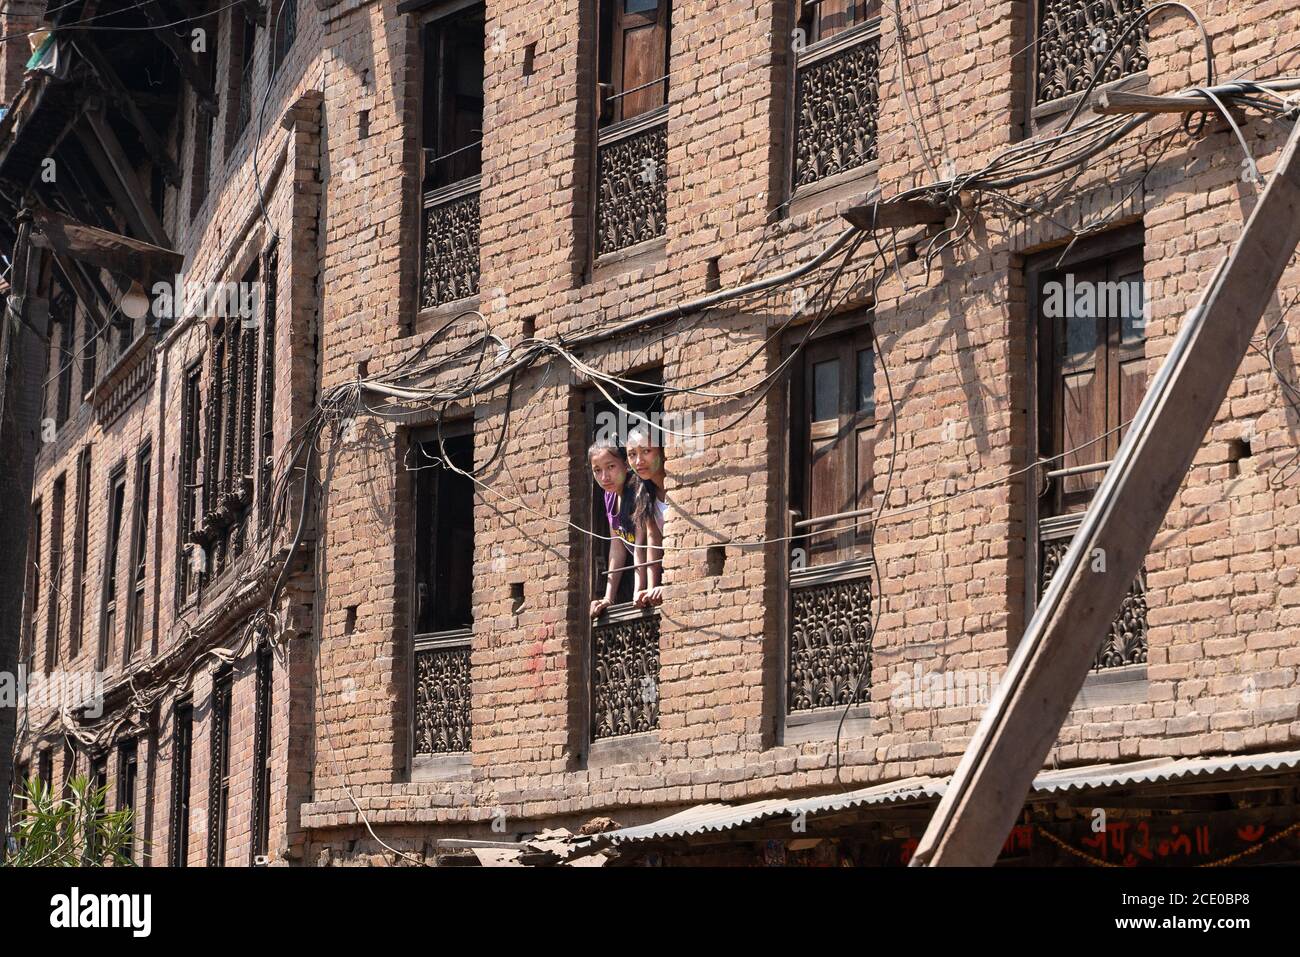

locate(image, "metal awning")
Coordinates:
575 749 1300 851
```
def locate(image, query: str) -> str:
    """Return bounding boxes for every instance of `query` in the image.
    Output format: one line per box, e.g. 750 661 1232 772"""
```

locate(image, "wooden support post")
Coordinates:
912 118 1300 866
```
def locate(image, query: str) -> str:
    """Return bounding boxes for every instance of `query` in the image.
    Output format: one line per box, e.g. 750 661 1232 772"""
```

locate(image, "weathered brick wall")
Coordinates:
301 0 1300 863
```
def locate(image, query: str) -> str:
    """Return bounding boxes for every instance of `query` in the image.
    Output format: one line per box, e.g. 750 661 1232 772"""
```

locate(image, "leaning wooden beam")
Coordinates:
74 109 170 249
74 37 183 187
911 117 1300 866
26 203 183 287
842 196 953 231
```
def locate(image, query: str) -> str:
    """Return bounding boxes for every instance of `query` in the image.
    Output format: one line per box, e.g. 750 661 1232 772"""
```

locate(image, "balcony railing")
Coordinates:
413 628 473 755
419 176 481 310
595 105 668 258
1038 513 1149 670
787 558 874 714
591 604 660 739
792 22 881 192
1034 0 1150 107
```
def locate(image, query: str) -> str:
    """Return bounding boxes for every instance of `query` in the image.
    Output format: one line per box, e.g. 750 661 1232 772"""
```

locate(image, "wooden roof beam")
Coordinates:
141 0 217 112
26 202 182 288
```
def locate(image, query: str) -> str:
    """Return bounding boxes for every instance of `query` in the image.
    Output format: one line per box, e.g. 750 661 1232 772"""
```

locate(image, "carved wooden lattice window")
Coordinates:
207 668 232 867
418 5 484 309
584 377 664 739
594 0 671 257
791 1 882 193
1030 230 1149 670
70 446 91 659
1030 0 1150 127
98 467 127 671
87 754 108 862
785 319 876 713
168 700 193 867
410 427 475 757
125 443 152 661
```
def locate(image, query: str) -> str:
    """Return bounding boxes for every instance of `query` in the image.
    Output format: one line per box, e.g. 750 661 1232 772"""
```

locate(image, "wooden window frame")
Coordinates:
97 463 128 672
69 446 91 659
250 642 273 863
787 1 883 202
207 667 233 867
168 699 194 867
116 739 138 863
177 362 204 607
407 421 476 770
1023 0 1151 139
1024 225 1151 683
45 474 66 673
125 442 152 662
779 311 878 726
414 3 485 314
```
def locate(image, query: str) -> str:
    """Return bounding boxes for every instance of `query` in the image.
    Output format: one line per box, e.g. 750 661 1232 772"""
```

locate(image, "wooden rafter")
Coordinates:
140 0 217 111
75 105 170 248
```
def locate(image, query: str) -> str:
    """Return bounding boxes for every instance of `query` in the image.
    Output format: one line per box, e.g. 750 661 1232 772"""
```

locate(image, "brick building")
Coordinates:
5 0 1300 867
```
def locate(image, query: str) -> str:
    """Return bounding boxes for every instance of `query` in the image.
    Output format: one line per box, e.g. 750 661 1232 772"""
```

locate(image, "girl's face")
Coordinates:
590 448 629 493
626 441 663 481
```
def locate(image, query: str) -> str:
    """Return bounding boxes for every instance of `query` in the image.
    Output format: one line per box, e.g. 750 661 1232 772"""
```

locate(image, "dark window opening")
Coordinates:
207 668 232 867
1030 232 1150 672
126 444 152 660
45 475 66 672
272 0 298 74
70 447 91 658
168 700 193 867
421 6 485 193
117 741 137 863
251 643 273 862
233 11 257 140
99 467 128 671
412 429 475 636
795 0 881 46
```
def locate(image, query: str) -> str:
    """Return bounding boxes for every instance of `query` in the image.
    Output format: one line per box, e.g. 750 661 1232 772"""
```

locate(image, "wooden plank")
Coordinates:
27 203 182 285
842 197 952 231
911 118 1300 867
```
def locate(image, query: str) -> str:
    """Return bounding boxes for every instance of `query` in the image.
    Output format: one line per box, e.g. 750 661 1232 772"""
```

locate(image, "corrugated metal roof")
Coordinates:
582 749 1300 849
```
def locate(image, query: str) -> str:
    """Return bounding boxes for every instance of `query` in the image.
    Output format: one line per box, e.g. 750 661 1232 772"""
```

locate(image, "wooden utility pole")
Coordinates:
0 219 50 844
912 115 1300 866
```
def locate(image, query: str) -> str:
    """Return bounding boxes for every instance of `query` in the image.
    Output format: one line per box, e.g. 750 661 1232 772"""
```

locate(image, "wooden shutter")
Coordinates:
610 0 670 122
